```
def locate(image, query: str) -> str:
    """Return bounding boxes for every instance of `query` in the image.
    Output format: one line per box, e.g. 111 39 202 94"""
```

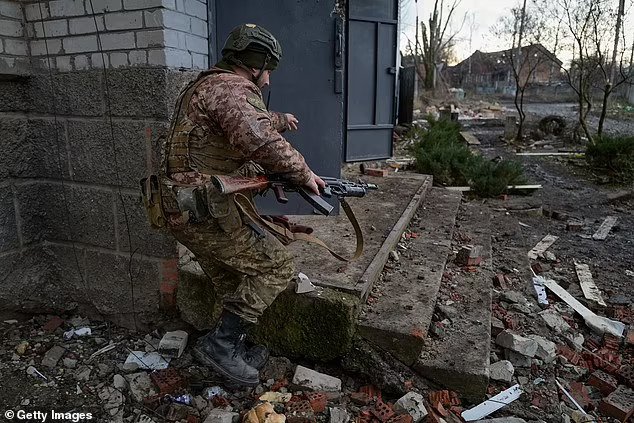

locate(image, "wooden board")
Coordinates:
516 152 585 157
575 262 606 307
446 185 542 192
527 234 558 260
460 131 481 145
592 216 618 240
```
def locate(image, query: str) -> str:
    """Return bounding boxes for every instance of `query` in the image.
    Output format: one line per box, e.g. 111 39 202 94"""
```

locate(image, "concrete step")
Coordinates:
357 188 462 365
414 201 493 402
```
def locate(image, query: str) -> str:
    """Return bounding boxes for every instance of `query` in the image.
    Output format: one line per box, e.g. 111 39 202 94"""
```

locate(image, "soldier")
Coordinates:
159 24 325 386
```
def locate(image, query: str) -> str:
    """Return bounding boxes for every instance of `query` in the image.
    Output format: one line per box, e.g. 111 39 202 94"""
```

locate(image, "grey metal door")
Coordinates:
346 0 398 161
209 1 345 215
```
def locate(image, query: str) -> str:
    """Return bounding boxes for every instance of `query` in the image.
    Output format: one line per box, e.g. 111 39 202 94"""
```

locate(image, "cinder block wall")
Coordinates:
0 0 209 328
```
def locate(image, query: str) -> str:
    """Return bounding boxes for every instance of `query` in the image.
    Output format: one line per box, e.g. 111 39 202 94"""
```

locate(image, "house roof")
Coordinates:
451 43 562 71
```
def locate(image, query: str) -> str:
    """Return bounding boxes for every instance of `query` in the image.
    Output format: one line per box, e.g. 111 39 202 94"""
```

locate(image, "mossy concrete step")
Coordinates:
357 188 462 366
414 201 493 402
176 253 360 361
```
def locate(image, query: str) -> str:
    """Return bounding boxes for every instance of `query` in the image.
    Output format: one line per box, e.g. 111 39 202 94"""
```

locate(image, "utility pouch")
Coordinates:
175 186 209 223
206 185 242 234
139 175 167 229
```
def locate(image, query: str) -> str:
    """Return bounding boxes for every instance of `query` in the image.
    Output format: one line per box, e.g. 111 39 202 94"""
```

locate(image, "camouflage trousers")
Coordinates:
170 218 295 324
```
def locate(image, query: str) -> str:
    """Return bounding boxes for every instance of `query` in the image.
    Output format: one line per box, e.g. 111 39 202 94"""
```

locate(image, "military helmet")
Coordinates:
221 24 282 71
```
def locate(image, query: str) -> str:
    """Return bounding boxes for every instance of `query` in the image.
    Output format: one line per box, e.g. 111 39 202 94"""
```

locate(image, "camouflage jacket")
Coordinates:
162 67 313 186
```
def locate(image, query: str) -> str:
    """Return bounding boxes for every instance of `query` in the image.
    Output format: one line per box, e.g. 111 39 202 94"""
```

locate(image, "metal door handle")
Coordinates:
387 67 397 74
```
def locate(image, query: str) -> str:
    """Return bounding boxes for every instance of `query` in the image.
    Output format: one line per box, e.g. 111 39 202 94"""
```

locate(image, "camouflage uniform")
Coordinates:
161 67 312 323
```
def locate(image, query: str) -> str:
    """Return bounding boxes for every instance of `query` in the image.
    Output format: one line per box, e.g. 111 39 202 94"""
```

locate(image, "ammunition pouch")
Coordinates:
175 186 209 223
140 175 167 229
206 186 243 234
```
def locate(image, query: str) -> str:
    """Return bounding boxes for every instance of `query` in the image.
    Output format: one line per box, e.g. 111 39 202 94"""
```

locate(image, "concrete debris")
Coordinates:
124 351 170 370
542 251 557 262
527 235 558 260
63 358 78 369
539 309 571 333
495 330 539 357
393 392 428 422
555 379 587 415
125 372 157 402
527 335 557 363
42 345 65 368
157 330 188 358
474 419 527 423
461 384 523 421
389 250 400 262
203 408 240 423
113 374 127 391
296 272 317 294
500 291 529 304
329 407 351 423
74 366 92 382
588 370 619 396
565 333 585 352
99 386 124 416
292 365 342 392
542 278 625 337
489 360 515 383
505 350 532 368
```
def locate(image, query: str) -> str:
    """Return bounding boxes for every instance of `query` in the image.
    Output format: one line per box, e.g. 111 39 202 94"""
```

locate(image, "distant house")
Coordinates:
447 44 563 94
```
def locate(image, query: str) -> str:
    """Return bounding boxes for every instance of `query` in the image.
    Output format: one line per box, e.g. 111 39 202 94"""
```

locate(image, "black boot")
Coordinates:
192 311 259 386
243 344 269 370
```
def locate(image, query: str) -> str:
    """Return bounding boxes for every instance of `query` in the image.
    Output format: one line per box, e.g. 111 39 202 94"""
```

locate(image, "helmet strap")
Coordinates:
254 53 271 86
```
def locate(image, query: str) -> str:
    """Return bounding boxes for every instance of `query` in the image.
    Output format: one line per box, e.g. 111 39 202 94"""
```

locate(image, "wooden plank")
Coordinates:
516 152 585 157
527 234 558 260
355 178 432 301
460 131 481 145
446 185 542 192
592 216 618 240
574 262 606 307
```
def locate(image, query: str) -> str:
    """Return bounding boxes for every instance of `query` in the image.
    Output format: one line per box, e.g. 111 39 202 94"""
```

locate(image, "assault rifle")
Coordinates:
211 175 378 216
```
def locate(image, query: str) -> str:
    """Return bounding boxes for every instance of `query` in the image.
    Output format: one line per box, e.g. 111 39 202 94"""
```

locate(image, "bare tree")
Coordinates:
419 0 466 91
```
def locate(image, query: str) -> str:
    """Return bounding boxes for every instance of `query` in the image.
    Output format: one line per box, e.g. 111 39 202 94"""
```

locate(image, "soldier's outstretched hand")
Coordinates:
285 113 299 131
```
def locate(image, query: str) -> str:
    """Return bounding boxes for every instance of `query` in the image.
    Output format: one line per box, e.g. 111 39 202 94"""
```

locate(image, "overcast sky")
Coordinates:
399 0 634 65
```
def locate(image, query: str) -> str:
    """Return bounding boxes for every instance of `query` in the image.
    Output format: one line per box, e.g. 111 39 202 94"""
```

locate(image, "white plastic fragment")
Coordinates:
124 351 170 370
64 327 92 340
461 384 523 421
87 343 117 363
532 276 549 305
527 235 558 260
296 272 316 294
542 278 625 337
158 330 188 358
26 365 48 380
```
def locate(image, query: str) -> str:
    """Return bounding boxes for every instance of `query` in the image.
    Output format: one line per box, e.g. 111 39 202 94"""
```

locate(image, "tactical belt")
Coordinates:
233 193 364 262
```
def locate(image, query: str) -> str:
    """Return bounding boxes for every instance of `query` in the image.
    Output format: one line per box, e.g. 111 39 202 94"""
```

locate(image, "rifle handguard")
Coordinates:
212 175 269 194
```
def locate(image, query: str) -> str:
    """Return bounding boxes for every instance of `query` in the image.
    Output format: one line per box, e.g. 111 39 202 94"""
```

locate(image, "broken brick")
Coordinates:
603 333 622 350
211 396 230 408
385 415 413 423
566 220 583 231
619 365 634 389
286 400 315 423
150 368 186 395
271 378 288 391
493 273 509 289
356 410 373 423
186 416 200 423
42 316 64 333
371 400 395 422
360 385 382 401
588 370 619 395
455 245 483 267
350 392 371 405
599 385 634 421
558 345 587 367
306 392 327 413
364 168 388 177
428 390 451 407
531 262 543 275
569 382 592 410
627 328 634 346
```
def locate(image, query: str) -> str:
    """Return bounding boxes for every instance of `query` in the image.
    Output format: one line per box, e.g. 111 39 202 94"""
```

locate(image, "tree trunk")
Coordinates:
597 85 611 136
